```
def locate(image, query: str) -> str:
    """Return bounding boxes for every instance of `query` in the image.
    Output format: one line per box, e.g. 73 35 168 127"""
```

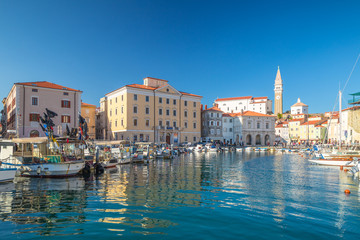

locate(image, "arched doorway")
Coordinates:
166 133 171 144
30 130 39 138
246 134 252 145
265 135 270 146
255 134 261 145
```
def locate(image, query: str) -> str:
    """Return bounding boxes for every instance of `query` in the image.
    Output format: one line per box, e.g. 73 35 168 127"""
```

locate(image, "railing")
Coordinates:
348 96 360 105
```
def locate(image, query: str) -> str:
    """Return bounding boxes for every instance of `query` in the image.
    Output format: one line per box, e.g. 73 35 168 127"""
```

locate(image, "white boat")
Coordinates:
0 139 21 182
194 144 204 152
236 147 243 152
13 137 85 178
309 157 357 167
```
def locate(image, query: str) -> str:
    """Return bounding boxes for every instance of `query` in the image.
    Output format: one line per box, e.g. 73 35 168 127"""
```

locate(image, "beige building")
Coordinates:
98 77 202 144
3 81 82 138
274 66 283 115
81 102 96 139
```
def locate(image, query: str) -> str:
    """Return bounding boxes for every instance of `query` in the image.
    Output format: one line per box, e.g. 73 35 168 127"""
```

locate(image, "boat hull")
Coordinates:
0 168 17 182
309 159 356 167
21 161 85 178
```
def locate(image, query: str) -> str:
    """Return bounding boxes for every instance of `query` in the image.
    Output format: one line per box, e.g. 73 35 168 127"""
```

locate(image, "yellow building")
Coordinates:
299 118 327 143
98 77 202 144
81 102 96 139
288 118 304 142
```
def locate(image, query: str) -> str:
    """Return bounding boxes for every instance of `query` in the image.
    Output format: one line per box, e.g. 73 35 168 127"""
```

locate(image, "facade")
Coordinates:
274 66 283 115
299 117 327 143
201 105 223 142
81 102 97 139
275 121 289 143
291 98 308 115
3 81 82 138
222 111 275 146
215 96 272 115
288 118 305 142
99 77 202 144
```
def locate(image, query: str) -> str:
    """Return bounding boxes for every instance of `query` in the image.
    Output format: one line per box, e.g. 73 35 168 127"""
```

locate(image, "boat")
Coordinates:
0 140 22 182
13 137 85 178
309 156 357 167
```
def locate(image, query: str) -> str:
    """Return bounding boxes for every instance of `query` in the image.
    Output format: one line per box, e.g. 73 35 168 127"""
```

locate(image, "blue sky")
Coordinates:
1 0 360 113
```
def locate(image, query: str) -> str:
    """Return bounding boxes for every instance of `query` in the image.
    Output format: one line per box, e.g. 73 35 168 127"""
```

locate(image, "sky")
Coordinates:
1 0 360 113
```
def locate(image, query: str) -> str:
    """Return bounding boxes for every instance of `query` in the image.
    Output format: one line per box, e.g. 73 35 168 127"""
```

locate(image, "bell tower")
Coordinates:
274 66 283 115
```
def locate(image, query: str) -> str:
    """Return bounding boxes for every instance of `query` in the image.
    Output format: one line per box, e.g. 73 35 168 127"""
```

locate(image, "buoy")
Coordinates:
344 169 349 172
340 166 343 170
344 189 351 194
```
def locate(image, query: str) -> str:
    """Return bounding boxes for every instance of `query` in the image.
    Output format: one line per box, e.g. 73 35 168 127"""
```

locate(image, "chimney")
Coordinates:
231 110 234 113
205 105 208 110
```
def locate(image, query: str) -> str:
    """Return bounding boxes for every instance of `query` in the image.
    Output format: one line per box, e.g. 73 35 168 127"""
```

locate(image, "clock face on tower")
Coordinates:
276 95 280 100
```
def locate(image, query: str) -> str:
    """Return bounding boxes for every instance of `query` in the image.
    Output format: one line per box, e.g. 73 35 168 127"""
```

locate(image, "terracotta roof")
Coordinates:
203 106 223 112
223 113 235 117
342 106 360 111
126 84 157 90
289 118 304 122
253 97 268 100
215 96 252 102
81 102 96 107
252 101 267 104
241 111 275 117
16 81 81 92
179 91 202 98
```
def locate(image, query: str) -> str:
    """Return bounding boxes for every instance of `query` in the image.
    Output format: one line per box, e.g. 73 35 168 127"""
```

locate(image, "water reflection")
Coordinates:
0 152 359 239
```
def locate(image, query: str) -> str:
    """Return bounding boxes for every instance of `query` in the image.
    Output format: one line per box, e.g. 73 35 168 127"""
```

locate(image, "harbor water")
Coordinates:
1 152 360 239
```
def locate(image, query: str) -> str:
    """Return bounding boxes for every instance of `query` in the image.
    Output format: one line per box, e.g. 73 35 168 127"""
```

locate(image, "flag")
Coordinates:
46 108 58 118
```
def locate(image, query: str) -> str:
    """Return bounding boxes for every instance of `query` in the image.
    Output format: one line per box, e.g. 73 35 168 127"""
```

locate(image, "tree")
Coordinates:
277 113 283 119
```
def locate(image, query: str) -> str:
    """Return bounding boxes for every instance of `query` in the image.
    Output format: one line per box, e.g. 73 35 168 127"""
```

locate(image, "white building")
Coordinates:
291 98 308 115
275 121 290 143
222 111 275 146
215 96 272 115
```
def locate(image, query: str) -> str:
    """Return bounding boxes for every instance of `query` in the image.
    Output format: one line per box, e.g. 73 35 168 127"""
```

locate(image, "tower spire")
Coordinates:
275 66 282 84
274 66 283 115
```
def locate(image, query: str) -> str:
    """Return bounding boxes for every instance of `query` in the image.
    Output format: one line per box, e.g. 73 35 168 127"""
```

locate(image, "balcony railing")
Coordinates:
348 97 360 105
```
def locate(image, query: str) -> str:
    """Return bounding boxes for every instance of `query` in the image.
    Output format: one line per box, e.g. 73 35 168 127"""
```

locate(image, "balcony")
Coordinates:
348 92 360 105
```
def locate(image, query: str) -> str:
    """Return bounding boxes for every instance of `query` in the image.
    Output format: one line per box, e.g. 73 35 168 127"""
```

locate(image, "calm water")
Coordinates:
1 152 360 239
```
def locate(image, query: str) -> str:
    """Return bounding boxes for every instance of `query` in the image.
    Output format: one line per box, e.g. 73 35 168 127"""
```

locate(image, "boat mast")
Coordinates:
339 90 342 150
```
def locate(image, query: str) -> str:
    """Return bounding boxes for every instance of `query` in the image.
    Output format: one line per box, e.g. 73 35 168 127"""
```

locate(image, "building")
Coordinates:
81 102 97 139
291 98 308 115
275 121 289 143
222 111 275 146
288 118 305 142
98 77 202 144
3 81 82 138
274 66 283 116
201 104 223 142
214 96 272 115
299 117 327 143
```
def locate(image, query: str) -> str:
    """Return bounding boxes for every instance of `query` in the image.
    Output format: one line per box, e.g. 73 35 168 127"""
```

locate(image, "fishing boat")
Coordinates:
0 140 22 182
309 157 357 167
13 137 85 178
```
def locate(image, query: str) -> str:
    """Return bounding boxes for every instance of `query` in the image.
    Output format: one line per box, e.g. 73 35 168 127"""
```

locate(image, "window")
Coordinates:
121 119 123 126
115 120 117 127
230 128 233 132
173 121 177 127
159 120 163 126
32 89 38 92
166 109 170 116
193 122 196 129
145 107 150 114
193 102 196 107
133 106 137 113
146 119 150 127
185 136 188 141
266 123 269 129
210 113 213 117
210 129 214 134
146 96 149 102
61 100 71 108
63 92 68 96
166 98 170 104
229 119 232 123
121 106 124 113
184 122 188 128
217 113 219 117
159 108 163 115
61 115 71 123
115 108 118 115
173 110 176 116
173 99 176 105
133 135 137 141
184 101 187 106
159 97 162 103
29 113 39 122
257 122 260 129
32 97 38 106
121 95 123 101
115 97 117 103
110 110 112 116
224 118 227 123
193 111 196 118
166 121 170 127
184 111 188 117
193 136 196 142
110 99 112 105
133 119 137 126
134 94 138 101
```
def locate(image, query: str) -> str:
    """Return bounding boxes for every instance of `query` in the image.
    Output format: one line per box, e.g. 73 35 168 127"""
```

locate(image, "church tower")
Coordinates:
274 66 283 115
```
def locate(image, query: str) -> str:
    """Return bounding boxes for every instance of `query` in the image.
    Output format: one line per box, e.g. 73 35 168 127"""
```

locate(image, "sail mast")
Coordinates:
339 90 342 149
